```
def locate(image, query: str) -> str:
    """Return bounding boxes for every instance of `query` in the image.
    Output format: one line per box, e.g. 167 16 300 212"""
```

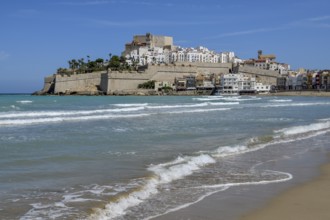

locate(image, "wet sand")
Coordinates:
265 91 330 97
241 162 330 220
153 149 330 220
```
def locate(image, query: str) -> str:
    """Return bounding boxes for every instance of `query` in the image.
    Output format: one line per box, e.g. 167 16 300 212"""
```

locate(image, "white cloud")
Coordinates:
56 0 174 7
0 51 10 61
288 15 330 29
57 0 114 6
206 27 287 39
308 15 330 22
207 15 330 40
90 19 220 27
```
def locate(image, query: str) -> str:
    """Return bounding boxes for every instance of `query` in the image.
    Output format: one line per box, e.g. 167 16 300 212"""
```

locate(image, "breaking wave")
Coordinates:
16 100 33 104
89 119 330 219
90 155 216 220
269 99 292 103
263 102 330 108
275 120 330 136
20 117 330 220
0 102 236 126
112 103 149 107
0 113 151 126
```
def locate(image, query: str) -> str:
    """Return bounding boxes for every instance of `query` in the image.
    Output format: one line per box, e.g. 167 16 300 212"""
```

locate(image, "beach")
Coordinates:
241 160 330 220
1 95 330 219
153 139 330 220
267 91 330 97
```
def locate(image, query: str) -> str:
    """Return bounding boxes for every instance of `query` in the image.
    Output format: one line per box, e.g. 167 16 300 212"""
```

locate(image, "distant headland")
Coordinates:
34 33 330 96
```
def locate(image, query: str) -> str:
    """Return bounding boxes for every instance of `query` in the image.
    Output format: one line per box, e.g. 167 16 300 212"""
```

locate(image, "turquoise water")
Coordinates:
0 95 330 219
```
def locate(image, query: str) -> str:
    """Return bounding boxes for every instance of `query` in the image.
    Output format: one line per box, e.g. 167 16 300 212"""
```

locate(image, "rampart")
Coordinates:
38 63 280 95
107 71 153 94
235 65 280 85
106 63 232 94
54 71 106 94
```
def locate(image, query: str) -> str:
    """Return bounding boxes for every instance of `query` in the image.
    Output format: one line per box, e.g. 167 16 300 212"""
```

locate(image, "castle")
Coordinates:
35 33 283 96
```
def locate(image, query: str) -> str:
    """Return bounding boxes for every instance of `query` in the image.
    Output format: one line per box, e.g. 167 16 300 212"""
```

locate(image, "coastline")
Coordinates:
153 143 330 220
264 91 330 97
32 89 330 97
241 160 330 220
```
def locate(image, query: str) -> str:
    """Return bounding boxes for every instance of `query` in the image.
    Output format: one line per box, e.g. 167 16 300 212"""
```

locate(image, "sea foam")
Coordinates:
275 120 330 136
89 154 216 220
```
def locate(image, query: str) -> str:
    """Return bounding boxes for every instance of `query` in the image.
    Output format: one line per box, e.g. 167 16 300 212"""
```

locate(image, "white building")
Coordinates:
122 33 236 66
220 73 255 94
254 83 271 93
220 73 271 94
219 52 235 63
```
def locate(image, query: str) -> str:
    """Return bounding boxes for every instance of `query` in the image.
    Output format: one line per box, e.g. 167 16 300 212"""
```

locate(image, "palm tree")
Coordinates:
95 58 104 69
68 60 73 70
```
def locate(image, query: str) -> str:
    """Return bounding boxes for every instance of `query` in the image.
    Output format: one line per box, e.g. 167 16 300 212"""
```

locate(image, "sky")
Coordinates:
0 0 330 93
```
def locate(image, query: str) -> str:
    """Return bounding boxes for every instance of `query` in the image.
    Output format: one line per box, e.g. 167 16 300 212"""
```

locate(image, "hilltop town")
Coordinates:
35 33 330 96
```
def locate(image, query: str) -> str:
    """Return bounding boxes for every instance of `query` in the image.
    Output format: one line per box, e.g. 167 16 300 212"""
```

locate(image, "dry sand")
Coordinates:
241 163 330 220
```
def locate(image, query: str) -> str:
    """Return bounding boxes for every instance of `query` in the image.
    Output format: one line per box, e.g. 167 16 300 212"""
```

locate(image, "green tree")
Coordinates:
138 80 155 89
109 55 120 70
95 58 104 69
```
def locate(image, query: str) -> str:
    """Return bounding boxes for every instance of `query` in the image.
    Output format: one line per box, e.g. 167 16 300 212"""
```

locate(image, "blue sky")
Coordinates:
1 0 330 93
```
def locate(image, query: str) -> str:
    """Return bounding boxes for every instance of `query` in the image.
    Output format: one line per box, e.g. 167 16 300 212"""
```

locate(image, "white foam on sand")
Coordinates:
89 154 216 220
89 119 330 220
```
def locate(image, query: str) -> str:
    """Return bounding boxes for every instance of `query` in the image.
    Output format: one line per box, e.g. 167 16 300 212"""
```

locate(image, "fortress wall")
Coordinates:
107 71 154 93
48 63 279 95
100 73 109 92
194 63 232 75
237 65 280 85
55 71 105 93
147 64 198 82
107 63 233 93
42 75 55 93
147 63 232 82
152 36 173 47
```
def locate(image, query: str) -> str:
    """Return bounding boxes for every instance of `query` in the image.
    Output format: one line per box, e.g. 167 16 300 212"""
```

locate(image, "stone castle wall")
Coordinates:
236 65 279 85
41 63 279 95
54 71 106 94
107 71 153 94
106 63 232 93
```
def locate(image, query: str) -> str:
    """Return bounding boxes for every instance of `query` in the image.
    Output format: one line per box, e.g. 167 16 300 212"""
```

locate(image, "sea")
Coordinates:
0 94 330 220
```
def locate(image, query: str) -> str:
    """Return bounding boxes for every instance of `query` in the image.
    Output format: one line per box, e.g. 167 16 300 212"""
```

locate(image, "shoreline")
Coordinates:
153 144 330 220
261 91 330 97
241 161 330 220
31 90 330 97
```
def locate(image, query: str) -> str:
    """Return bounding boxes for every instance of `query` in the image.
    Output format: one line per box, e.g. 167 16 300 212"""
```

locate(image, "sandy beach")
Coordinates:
153 144 330 220
266 91 330 97
241 162 330 220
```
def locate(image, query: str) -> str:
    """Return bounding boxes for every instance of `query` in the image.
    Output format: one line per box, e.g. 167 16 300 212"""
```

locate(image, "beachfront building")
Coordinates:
278 70 330 91
254 82 271 93
220 73 254 94
219 73 273 94
320 71 330 89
